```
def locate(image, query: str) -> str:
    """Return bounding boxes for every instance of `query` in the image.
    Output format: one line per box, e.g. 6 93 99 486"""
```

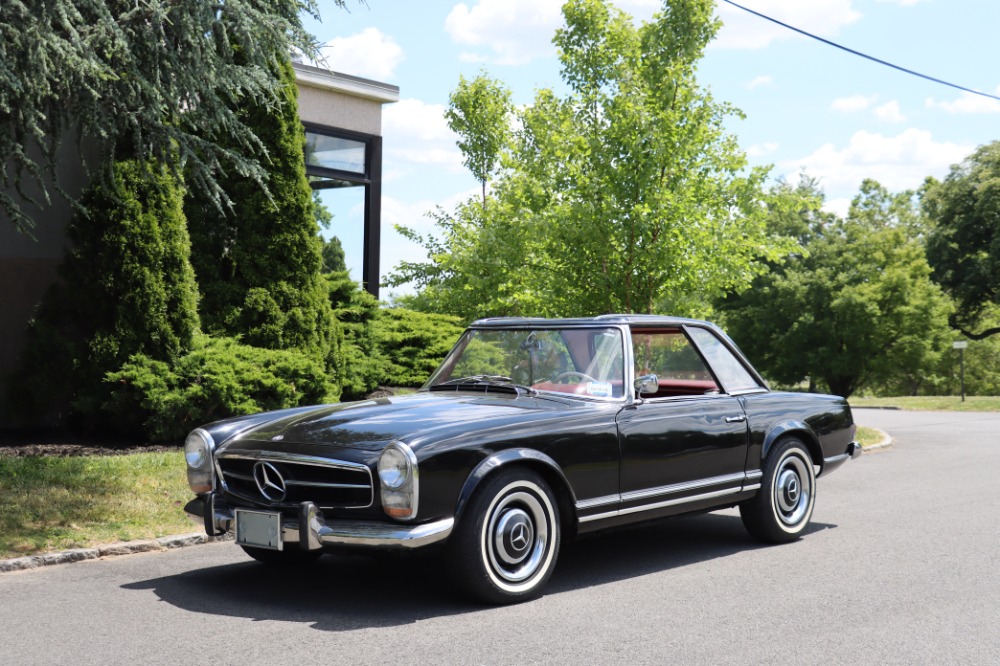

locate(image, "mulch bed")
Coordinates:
0 431 180 457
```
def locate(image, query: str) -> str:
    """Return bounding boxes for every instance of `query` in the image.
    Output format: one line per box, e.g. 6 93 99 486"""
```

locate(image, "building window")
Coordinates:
303 124 383 297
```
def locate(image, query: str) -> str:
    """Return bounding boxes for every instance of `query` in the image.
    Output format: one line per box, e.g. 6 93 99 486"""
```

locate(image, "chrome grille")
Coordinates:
216 452 373 509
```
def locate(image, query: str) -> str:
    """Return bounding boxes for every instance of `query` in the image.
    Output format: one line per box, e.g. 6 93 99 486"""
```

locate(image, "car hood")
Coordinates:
219 391 581 454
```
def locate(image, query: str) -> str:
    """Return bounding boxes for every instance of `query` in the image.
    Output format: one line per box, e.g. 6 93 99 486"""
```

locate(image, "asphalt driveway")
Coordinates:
0 409 997 665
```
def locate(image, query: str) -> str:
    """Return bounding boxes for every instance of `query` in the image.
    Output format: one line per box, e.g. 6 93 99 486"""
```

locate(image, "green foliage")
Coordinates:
0 0 333 235
326 271 385 399
322 236 348 274
924 141 1000 339
186 56 339 383
445 73 514 203
11 158 200 424
717 179 953 398
388 0 788 319
376 309 465 387
105 335 337 441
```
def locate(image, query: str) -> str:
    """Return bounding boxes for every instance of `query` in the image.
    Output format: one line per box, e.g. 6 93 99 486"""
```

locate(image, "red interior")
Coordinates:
532 378 718 398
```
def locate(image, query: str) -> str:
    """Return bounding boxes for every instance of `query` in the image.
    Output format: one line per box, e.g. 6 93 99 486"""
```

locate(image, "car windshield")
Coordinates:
424 327 626 399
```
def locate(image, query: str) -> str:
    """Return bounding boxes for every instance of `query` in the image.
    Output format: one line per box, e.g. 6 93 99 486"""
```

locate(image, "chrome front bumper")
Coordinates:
820 441 864 476
184 495 454 551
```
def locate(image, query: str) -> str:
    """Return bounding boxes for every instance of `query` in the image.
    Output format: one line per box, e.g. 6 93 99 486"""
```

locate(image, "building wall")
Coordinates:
298 85 383 136
0 137 98 419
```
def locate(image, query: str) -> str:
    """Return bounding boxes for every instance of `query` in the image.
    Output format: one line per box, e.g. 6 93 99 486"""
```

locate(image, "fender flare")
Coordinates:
761 420 823 469
454 448 577 523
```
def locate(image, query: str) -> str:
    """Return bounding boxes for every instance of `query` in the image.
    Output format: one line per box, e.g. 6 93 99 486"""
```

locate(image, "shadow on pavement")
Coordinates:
123 512 835 631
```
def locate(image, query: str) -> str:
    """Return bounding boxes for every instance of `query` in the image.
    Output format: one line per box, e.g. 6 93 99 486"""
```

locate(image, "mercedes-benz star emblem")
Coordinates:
510 521 530 551
253 461 287 502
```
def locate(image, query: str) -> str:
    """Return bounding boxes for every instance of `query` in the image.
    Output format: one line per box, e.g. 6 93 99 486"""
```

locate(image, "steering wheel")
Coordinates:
553 371 598 384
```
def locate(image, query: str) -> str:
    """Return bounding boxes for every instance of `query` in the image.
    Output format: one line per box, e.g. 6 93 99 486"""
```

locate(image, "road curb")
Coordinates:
860 427 893 453
0 532 233 575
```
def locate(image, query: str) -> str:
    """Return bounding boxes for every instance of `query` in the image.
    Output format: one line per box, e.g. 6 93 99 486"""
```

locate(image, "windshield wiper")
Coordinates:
429 375 536 395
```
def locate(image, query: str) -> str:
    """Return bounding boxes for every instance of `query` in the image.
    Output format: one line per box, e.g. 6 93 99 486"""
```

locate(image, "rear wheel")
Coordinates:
740 437 816 543
240 545 324 566
448 468 561 604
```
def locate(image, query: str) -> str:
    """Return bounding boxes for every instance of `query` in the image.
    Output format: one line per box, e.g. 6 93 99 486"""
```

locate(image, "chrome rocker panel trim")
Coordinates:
185 496 453 551
576 471 761 524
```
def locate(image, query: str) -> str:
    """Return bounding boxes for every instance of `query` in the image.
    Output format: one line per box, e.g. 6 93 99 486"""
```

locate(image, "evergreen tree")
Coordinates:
12 158 200 425
186 56 339 384
0 0 333 235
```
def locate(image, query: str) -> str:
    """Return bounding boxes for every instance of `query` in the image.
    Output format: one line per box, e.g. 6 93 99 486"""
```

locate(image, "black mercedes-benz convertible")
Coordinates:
184 315 860 603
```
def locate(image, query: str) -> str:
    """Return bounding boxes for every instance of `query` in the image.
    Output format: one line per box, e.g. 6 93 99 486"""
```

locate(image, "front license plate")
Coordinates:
235 509 282 551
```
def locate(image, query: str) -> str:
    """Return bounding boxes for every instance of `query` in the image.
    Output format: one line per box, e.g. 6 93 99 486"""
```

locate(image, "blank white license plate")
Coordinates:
235 509 282 551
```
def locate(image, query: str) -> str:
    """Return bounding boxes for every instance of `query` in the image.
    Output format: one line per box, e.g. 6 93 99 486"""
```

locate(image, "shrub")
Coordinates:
326 271 386 400
376 309 465 387
10 158 199 426
185 55 338 381
105 335 338 441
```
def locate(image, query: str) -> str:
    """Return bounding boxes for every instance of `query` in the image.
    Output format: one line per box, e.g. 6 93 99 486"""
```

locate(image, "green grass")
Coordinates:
855 426 884 448
852 396 1000 412
0 451 193 559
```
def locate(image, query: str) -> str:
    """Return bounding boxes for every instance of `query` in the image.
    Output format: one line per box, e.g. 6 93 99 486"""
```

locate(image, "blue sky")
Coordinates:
301 1 1000 293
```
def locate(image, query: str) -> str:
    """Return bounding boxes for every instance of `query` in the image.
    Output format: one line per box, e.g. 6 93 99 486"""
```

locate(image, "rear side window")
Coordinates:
686 327 761 393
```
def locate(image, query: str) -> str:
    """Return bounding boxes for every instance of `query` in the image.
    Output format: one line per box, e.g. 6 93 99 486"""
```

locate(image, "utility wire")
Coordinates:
720 0 1000 103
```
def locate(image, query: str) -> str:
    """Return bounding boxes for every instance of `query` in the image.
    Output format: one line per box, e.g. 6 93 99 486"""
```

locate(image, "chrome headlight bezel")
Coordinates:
378 441 418 521
184 428 216 493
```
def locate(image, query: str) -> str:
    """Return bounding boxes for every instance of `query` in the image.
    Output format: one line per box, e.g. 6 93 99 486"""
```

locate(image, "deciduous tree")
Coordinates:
388 0 789 319
924 141 1000 339
718 179 953 398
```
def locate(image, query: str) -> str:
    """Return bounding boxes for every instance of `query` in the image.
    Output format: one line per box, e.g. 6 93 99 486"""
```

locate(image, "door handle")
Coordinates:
725 415 747 423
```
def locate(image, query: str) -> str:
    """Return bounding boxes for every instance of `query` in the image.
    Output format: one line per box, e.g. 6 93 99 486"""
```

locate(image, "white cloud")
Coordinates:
310 28 404 81
445 0 563 66
875 0 927 6
746 75 773 90
822 197 851 219
714 0 862 50
779 129 972 196
926 87 1000 114
873 100 906 123
379 189 481 292
831 94 876 113
381 99 465 174
444 0 664 66
747 142 779 157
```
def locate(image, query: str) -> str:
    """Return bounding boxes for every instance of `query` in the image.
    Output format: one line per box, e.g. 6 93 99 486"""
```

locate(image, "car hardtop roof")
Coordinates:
468 314 716 329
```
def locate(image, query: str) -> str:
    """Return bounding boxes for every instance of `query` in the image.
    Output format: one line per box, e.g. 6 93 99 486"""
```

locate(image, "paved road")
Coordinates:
1 410 997 665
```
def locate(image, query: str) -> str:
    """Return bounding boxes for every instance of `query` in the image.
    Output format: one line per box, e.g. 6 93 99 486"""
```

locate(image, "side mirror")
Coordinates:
634 374 658 397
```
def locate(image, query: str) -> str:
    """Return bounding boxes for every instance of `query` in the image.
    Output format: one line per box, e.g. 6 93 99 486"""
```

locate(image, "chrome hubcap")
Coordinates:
773 452 812 527
485 489 549 584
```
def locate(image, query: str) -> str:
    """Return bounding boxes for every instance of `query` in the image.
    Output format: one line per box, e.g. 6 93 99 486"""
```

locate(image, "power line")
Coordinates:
720 0 1000 103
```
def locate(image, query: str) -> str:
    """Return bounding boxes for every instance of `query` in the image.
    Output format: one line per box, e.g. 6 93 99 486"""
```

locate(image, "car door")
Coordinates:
615 326 752 517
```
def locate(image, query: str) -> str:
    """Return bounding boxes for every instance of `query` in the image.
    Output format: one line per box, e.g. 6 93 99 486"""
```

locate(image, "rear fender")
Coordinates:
762 421 823 469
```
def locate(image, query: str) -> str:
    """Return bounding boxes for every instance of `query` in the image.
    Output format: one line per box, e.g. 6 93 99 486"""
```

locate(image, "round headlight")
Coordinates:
378 445 410 489
185 429 211 469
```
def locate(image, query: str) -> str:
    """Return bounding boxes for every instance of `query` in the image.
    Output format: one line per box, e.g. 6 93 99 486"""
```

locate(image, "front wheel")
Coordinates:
740 437 816 543
448 468 561 604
